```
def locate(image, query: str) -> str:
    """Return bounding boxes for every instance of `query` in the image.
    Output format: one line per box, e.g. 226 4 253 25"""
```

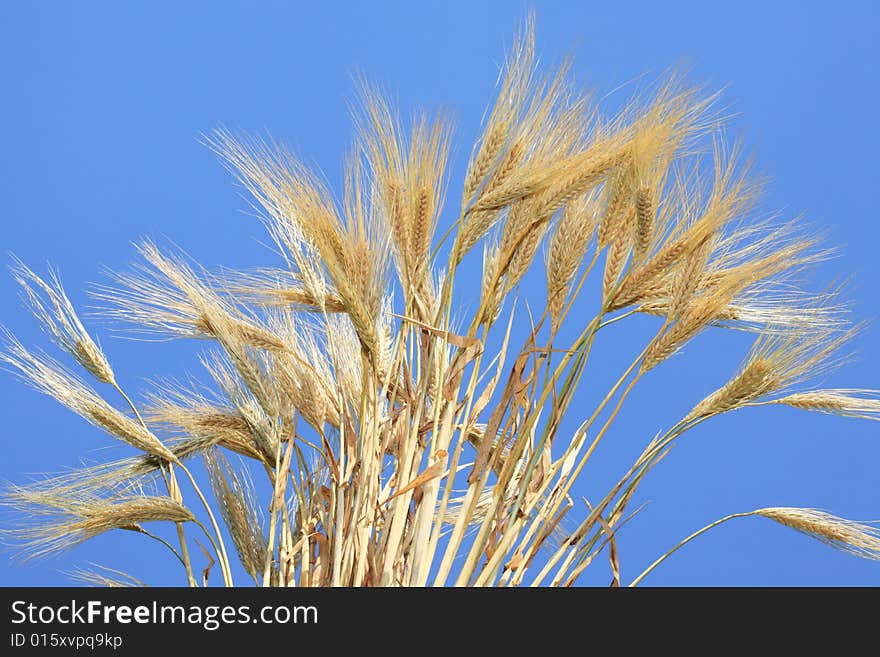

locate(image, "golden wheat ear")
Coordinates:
3 488 194 562
631 507 880 585
143 385 267 462
461 14 535 209
0 331 174 460
205 127 386 357
755 508 880 559
66 564 148 587
769 389 880 420
353 84 451 308
681 298 859 421
204 450 268 584
11 257 116 385
545 189 601 329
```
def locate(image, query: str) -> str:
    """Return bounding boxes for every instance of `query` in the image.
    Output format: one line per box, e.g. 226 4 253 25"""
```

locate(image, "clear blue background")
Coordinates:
1 1 878 586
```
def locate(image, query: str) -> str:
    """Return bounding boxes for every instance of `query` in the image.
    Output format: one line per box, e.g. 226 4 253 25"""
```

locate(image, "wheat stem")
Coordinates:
630 513 755 586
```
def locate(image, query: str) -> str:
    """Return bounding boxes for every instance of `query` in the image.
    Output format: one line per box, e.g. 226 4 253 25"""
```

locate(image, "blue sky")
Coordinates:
1 1 878 586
